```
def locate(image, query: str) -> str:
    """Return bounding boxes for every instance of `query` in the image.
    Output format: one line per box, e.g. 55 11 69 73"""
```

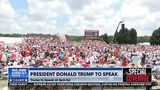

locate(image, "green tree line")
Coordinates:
0 33 57 38
150 27 160 45
101 27 160 45
0 30 160 45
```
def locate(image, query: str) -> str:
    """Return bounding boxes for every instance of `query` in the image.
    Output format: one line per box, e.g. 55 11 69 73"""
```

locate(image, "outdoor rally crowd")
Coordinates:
0 37 160 73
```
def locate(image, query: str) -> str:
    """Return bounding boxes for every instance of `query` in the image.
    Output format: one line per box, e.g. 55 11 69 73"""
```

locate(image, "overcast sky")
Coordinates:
0 0 160 36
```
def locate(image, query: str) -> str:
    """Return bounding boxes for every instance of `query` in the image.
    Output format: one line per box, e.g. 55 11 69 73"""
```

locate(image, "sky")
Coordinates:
0 0 160 36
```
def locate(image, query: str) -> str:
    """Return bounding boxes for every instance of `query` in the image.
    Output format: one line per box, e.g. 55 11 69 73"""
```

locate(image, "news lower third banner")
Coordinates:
8 68 151 85
29 68 123 83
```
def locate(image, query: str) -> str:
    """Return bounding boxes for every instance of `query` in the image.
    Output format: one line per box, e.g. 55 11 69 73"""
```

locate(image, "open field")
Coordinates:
0 80 7 90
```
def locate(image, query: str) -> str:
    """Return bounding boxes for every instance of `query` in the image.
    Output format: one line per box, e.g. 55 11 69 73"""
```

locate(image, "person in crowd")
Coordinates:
0 36 160 70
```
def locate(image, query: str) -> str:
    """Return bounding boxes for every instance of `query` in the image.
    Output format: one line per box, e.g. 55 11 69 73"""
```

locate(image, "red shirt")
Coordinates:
75 52 80 57
122 58 128 67
64 55 68 62
0 53 2 59
99 56 105 65
25 50 30 57
114 51 119 59
11 53 16 60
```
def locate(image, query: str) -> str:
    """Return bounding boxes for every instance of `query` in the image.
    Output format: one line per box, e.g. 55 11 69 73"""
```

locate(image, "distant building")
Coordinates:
84 30 99 40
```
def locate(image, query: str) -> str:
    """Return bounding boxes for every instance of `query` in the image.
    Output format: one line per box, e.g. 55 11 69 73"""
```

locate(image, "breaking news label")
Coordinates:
8 68 151 86
123 68 151 83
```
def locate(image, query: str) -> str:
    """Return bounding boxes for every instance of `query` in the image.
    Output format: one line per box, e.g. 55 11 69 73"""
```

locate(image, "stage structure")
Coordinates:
84 30 99 40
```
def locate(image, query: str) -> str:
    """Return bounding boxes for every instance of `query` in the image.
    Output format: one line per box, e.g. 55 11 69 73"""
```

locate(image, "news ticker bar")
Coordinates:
8 82 151 86
8 68 151 84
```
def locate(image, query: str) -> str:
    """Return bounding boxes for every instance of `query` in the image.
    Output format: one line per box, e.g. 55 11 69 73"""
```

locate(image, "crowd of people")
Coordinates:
0 36 160 73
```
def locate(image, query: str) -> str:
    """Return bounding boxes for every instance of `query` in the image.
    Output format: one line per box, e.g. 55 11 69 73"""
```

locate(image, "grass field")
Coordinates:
0 80 7 90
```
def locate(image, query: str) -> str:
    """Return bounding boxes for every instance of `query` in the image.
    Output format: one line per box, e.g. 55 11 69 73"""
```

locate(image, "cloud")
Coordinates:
0 0 15 33
25 0 71 34
64 0 160 36
62 0 92 10
0 0 160 36
141 0 160 12
0 0 15 19
121 0 149 19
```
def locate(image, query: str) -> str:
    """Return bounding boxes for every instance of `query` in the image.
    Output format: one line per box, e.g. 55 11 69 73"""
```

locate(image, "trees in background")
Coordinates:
0 33 57 38
137 36 150 43
66 35 83 42
100 33 109 44
117 28 130 44
115 28 137 44
112 30 119 44
2 28 160 45
150 27 160 45
130 28 137 44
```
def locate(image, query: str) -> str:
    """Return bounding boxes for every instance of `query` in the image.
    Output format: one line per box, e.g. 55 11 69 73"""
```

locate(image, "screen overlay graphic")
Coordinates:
8 68 151 86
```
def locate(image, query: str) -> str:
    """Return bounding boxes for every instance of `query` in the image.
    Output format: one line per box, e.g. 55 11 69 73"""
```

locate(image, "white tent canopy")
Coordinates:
0 37 22 44
138 42 150 45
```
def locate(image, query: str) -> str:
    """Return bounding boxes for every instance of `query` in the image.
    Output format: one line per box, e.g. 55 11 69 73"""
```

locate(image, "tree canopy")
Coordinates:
130 28 137 44
100 33 109 44
113 27 137 44
150 27 160 45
